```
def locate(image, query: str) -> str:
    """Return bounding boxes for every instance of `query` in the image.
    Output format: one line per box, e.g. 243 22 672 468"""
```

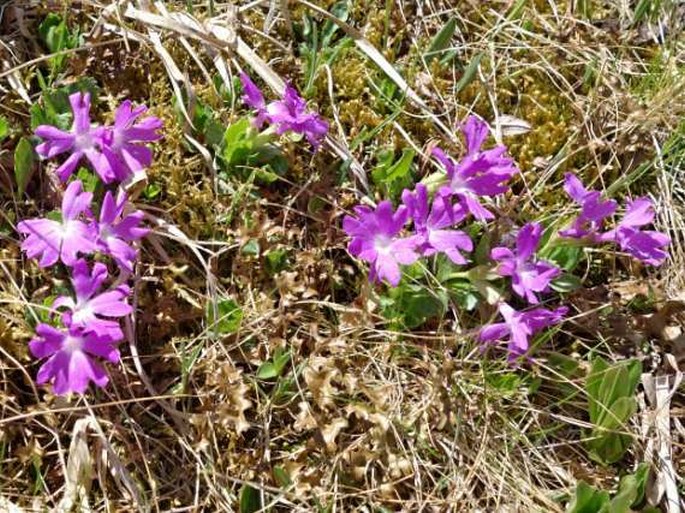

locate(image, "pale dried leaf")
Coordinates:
58 418 94 513
497 114 532 136
320 417 348 452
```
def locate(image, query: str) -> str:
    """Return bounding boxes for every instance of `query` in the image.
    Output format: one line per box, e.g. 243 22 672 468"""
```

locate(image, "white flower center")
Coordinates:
74 132 93 151
63 335 84 353
374 235 392 254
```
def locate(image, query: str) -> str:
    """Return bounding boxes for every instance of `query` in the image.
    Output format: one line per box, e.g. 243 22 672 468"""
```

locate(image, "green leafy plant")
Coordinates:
566 464 651 512
585 357 642 464
14 137 35 196
38 13 80 76
207 297 243 336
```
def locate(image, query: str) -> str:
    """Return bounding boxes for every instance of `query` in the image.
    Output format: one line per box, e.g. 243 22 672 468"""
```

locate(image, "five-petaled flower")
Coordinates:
559 173 617 240
239 74 329 149
17 180 96 267
600 197 670 265
401 183 473 265
29 323 122 395
100 100 163 182
491 222 561 304
478 302 568 361
94 189 149 272
53 259 132 338
34 92 114 183
432 117 518 221
343 201 421 286
266 83 329 149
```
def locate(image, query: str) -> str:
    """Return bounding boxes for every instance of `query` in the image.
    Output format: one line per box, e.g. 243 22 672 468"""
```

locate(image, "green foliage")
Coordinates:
371 148 415 199
380 275 448 329
38 13 80 76
14 137 34 196
218 118 288 185
31 79 100 130
425 18 458 65
585 357 641 464
206 298 243 336
256 347 291 379
75 167 100 194
297 1 352 94
551 273 583 293
455 52 484 94
264 248 289 276
238 484 262 513
0 115 9 141
566 464 650 512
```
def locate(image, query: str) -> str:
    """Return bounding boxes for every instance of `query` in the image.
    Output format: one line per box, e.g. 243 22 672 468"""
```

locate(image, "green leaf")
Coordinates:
566 481 610 513
242 239 260 256
585 358 641 464
371 148 415 198
256 348 290 380
264 249 289 276
551 273 582 293
38 13 77 75
273 466 292 488
321 1 349 46
143 183 162 200
207 298 243 335
75 167 99 193
425 18 457 64
0 115 9 141
239 484 262 513
455 52 483 93
383 283 448 329
14 137 35 196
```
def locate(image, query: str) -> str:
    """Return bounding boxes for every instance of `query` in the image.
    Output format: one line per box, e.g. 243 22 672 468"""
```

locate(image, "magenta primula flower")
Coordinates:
17 180 96 267
599 197 670 265
34 92 114 183
29 323 122 395
266 83 329 149
343 200 421 286
402 183 473 264
100 100 163 182
239 72 268 128
559 173 617 240
491 222 560 304
53 260 132 337
94 189 149 272
432 117 518 221
478 302 568 361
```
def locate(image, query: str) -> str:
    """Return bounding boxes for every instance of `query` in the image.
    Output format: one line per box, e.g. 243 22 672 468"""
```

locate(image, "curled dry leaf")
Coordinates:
320 417 348 452
496 114 532 137
303 356 340 410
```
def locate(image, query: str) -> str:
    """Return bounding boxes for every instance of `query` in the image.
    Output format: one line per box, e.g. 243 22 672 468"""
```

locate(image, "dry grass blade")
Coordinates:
57 418 94 513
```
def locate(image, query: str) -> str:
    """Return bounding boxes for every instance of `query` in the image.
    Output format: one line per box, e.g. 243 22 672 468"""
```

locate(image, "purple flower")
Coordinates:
343 200 421 286
17 180 96 267
100 100 163 182
239 72 268 128
266 83 329 149
95 189 149 272
34 92 115 183
432 117 518 221
491 222 561 304
53 260 132 338
559 173 617 240
478 302 568 361
401 184 473 264
600 197 670 265
29 323 121 395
